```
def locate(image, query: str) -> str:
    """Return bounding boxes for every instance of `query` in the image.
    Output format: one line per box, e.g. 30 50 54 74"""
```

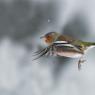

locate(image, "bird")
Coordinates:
33 32 95 70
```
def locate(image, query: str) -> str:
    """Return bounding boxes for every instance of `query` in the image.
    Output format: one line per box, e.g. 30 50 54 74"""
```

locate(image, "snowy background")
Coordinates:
0 0 95 95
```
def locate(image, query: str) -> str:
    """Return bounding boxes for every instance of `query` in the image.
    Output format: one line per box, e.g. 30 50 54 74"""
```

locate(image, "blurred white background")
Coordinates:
0 0 95 95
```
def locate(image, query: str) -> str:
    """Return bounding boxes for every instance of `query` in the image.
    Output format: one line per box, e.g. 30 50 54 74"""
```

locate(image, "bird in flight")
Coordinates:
33 32 95 70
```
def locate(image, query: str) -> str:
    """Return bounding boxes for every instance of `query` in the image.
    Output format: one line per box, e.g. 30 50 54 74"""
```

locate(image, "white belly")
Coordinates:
56 51 83 58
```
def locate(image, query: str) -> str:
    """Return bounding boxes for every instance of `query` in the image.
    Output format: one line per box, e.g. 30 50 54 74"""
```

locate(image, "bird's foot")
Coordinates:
78 59 86 70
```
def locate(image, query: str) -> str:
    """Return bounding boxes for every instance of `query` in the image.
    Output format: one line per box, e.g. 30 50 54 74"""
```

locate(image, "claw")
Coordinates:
78 62 81 70
78 59 86 70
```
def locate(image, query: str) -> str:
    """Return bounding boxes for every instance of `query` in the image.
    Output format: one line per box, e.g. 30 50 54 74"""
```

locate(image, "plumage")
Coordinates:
34 32 95 70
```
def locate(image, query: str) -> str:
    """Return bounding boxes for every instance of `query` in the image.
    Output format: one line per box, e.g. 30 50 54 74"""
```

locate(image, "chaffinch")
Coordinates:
34 32 95 70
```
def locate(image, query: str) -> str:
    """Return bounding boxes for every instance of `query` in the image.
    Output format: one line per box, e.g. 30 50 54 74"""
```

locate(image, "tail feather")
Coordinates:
84 42 95 51
83 42 95 46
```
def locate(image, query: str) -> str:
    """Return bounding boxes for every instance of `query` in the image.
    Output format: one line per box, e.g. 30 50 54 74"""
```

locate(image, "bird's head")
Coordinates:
40 32 60 45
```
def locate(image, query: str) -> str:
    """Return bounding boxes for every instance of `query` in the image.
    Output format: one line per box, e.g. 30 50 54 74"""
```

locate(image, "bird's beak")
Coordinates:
40 36 45 39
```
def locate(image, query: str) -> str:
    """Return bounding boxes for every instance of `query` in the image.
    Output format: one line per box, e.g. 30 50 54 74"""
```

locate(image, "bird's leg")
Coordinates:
78 55 86 70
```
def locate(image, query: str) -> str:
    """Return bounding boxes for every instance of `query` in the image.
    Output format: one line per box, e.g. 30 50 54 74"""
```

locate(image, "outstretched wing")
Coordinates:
53 41 81 52
32 46 51 60
53 41 83 57
32 41 83 60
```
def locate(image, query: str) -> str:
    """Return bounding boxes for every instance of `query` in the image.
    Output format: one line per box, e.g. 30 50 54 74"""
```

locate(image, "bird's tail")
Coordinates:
84 42 95 46
83 41 95 51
